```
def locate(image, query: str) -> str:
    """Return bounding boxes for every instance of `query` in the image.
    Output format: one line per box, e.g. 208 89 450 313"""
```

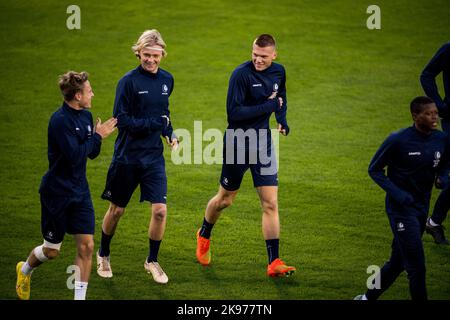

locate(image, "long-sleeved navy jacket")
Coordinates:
39 102 102 196
112 65 174 165
368 126 450 214
226 61 287 131
420 42 450 118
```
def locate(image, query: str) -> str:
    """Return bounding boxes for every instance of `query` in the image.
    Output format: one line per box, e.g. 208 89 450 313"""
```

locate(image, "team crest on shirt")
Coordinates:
397 222 405 232
162 84 169 95
433 151 441 167
87 125 92 137
273 83 279 92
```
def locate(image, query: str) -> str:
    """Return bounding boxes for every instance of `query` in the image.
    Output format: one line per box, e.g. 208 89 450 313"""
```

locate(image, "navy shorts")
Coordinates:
101 158 167 207
220 162 278 191
220 134 278 191
40 193 95 244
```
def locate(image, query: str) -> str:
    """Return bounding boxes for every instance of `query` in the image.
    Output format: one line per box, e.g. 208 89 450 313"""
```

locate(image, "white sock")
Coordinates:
428 218 440 227
74 281 88 300
361 294 368 300
21 261 34 276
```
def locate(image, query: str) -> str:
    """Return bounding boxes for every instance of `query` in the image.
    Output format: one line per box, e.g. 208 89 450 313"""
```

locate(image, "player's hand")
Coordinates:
268 91 277 100
268 92 283 107
268 92 284 112
95 117 117 139
277 122 290 136
435 176 449 189
435 176 443 189
165 136 179 151
277 97 284 109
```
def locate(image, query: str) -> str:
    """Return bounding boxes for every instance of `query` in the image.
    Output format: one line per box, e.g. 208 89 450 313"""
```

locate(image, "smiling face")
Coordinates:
251 44 277 71
413 102 439 133
139 46 163 74
74 80 94 109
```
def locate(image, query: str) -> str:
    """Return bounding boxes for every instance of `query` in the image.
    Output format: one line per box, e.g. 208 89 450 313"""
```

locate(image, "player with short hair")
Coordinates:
98 29 177 284
15 71 117 300
420 42 450 245
355 96 450 300
195 34 296 277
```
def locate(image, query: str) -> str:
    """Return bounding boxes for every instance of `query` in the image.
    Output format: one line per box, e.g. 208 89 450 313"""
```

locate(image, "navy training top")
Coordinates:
39 102 102 196
420 42 450 118
223 61 289 163
368 125 450 213
226 61 287 131
112 65 174 165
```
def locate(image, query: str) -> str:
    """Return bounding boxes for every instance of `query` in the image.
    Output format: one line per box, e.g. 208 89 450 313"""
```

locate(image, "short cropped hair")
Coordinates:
254 34 276 48
410 96 435 114
132 29 167 57
58 71 89 101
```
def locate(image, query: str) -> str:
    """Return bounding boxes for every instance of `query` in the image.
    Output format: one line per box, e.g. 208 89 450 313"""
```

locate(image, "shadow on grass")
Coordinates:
195 262 241 300
97 277 121 300
268 274 300 300
426 238 450 259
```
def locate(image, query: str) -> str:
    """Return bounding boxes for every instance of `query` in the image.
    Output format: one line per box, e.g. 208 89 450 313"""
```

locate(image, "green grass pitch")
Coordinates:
0 0 449 299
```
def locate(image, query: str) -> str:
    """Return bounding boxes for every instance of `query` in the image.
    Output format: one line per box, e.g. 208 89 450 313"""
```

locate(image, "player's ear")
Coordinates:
74 91 82 102
273 50 277 60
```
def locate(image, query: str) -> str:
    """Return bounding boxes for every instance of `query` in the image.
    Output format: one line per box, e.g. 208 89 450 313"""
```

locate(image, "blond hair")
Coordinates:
132 29 167 57
58 71 89 101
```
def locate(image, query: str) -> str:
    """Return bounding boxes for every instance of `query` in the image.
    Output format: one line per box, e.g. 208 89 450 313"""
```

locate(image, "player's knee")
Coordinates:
152 206 167 221
43 247 59 260
110 205 125 219
406 268 426 284
408 263 426 275
262 199 278 214
218 196 233 209
78 240 94 258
